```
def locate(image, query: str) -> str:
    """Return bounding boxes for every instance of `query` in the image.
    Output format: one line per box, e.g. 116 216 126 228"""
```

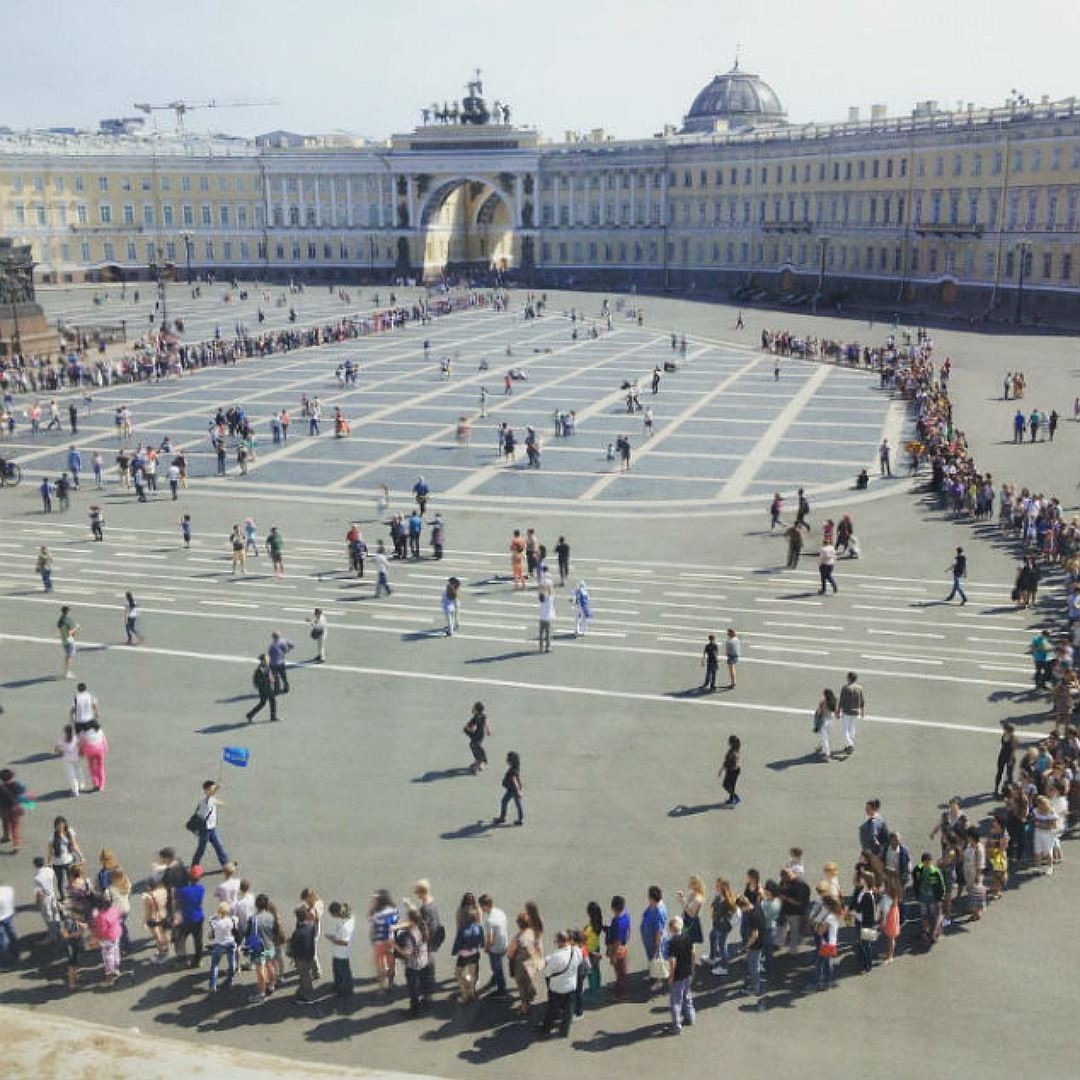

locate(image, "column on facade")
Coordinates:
279 176 287 225
598 170 606 226
514 174 523 227
313 176 321 227
406 175 417 229
378 175 386 228
346 177 354 227
629 171 636 224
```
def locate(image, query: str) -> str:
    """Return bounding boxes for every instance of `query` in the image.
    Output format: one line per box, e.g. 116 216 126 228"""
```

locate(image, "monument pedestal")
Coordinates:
0 301 59 358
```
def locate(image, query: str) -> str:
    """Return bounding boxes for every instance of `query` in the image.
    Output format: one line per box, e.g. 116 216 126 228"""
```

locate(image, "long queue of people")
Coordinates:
1 755 1073 1040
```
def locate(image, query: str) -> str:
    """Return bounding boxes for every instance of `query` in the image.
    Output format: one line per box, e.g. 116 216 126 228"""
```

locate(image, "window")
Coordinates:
199 176 210 191
929 247 938 273
900 158 908 178
254 205 264 226
182 176 192 192
1012 151 1023 173
873 160 880 179
13 204 25 225
146 242 155 262
32 175 44 192
182 204 194 226
56 206 67 226
218 177 228 192
240 241 250 260
161 176 170 191
833 162 840 181
934 156 944 177
952 154 963 177
275 242 284 259
74 175 84 192
1043 252 1052 278
1047 190 1058 230
163 205 174 226
123 204 135 224
235 176 244 193
1026 191 1038 229
774 165 782 183
205 240 214 259
931 192 942 224
103 242 114 261
949 192 959 225
869 197 877 225
201 204 212 226
1032 149 1042 172
968 191 979 225
237 205 248 227
1007 191 1020 228
126 242 137 261
166 241 177 260
121 177 131 191
54 176 65 193
730 167 737 185
306 242 316 259
972 154 982 177
883 196 891 224
81 241 90 261
219 205 230 226
141 177 151 191
76 204 88 224
1063 253 1073 280
305 207 317 226
1052 147 1062 170
886 159 894 178
98 176 109 191
760 166 767 184
988 190 1000 228
12 176 23 193
143 204 154 226
99 203 112 224
1005 250 1015 277
992 151 1003 175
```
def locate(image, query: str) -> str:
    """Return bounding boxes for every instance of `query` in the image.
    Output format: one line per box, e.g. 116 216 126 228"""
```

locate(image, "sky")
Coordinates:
4 0 1080 141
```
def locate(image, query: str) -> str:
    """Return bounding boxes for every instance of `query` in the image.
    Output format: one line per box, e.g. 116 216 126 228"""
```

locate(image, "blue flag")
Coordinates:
222 746 250 768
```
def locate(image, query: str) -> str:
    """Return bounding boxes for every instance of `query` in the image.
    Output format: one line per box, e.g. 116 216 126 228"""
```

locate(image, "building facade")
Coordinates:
3 67 1080 319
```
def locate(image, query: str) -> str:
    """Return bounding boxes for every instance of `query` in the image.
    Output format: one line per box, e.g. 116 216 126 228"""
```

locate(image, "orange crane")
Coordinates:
132 98 278 134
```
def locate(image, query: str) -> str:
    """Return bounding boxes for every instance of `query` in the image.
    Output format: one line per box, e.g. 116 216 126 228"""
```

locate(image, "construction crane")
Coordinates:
132 98 278 134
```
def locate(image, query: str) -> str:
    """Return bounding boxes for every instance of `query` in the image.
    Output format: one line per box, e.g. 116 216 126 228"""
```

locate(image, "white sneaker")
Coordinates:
711 964 728 976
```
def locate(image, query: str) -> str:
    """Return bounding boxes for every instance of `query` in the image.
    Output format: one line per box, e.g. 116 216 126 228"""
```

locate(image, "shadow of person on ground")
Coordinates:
412 767 474 783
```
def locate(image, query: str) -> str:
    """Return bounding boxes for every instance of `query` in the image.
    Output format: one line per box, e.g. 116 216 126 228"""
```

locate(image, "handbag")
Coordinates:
859 927 879 943
185 806 207 835
817 942 837 958
648 953 668 981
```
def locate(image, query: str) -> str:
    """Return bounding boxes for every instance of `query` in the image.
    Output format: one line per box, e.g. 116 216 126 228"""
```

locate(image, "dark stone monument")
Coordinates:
0 238 58 357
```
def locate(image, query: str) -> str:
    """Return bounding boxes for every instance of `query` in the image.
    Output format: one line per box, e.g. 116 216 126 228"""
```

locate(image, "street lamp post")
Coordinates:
156 247 168 333
182 233 193 285
1015 241 1031 324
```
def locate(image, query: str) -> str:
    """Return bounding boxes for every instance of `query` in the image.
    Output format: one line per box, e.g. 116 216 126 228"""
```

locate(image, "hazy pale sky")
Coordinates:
5 0 1080 140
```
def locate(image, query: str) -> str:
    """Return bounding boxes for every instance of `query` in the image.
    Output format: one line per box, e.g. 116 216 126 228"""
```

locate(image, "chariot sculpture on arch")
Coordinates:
422 69 511 127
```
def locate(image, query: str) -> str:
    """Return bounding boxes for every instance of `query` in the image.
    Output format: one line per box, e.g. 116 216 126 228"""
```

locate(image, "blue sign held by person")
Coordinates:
222 746 251 768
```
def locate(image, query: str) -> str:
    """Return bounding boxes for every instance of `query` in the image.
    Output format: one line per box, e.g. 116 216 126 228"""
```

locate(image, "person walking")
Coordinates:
537 584 555 652
701 634 719 691
78 721 108 792
720 735 741 807
308 608 327 663
464 702 490 774
492 751 524 826
838 672 865 754
878 439 892 477
229 525 246 575
88 504 105 542
174 867 206 969
555 536 571 585
814 688 838 760
122 591 141 645
191 780 229 870
266 526 285 578
267 630 294 694
724 627 741 688
572 580 592 636
55 725 83 797
784 522 804 569
818 541 838 594
373 541 392 597
36 546 53 592
944 546 968 604
245 655 278 723
442 577 462 637
57 606 79 679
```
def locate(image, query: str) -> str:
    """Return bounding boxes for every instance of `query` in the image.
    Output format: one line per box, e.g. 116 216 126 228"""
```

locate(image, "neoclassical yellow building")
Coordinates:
2 66 1080 320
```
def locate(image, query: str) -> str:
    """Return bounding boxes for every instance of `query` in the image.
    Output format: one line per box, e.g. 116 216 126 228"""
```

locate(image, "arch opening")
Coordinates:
420 178 515 281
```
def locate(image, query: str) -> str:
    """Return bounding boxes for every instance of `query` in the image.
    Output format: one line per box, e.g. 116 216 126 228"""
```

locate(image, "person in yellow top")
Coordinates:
583 903 604 997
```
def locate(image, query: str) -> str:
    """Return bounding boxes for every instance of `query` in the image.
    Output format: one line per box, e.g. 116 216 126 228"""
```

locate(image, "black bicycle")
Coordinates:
0 459 22 487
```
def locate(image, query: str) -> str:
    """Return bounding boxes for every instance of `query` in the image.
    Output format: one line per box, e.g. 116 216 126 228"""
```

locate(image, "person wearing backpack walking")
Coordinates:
245 655 278 722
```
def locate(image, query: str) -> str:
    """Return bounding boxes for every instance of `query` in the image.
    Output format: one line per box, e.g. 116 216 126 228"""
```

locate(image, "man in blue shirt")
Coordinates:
174 866 205 968
605 895 630 1001
408 511 424 559
639 885 668 993
267 630 294 694
67 446 82 490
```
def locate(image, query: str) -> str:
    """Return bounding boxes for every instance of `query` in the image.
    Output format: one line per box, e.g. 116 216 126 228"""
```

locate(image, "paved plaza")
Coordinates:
0 288 1077 1080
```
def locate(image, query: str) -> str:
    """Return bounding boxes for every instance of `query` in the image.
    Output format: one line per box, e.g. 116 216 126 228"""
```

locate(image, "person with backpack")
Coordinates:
190 780 229 871
245 655 278 723
464 702 491 774
412 879 443 1000
912 851 946 945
